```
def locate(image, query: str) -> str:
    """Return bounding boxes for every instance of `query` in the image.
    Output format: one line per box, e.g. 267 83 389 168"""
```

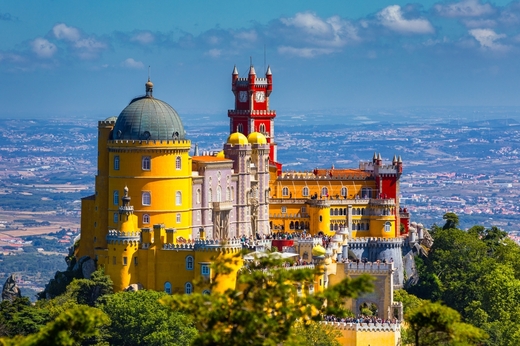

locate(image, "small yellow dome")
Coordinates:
247 132 267 144
312 244 326 257
227 132 248 145
216 150 225 158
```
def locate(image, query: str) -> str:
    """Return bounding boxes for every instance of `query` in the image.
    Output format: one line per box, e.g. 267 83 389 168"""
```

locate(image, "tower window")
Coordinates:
237 123 243 133
217 186 222 202
201 264 210 276
123 257 128 266
113 212 118 223
164 282 172 294
176 156 181 170
186 256 194 270
143 214 150 224
259 123 266 133
302 187 309 197
113 190 119 205
114 156 120 170
208 188 213 203
226 187 231 201
341 187 347 198
176 213 181 223
176 191 182 206
384 222 392 232
185 282 193 294
196 189 201 204
142 156 151 170
282 187 289 197
142 192 151 206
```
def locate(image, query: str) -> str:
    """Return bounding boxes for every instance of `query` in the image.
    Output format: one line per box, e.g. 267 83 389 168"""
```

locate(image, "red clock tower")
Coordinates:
228 65 278 162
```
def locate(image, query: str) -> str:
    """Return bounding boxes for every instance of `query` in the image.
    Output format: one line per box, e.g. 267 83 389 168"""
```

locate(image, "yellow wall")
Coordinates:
335 325 401 346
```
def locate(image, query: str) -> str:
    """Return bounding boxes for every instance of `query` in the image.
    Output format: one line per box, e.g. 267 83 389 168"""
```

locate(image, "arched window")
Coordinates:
142 156 151 170
208 189 212 203
226 187 231 201
334 209 339 216
231 187 234 201
175 156 181 170
142 192 151 206
196 189 201 204
259 123 266 133
185 282 193 294
330 224 334 231
202 290 211 295
114 156 120 170
341 187 347 197
290 221 295 230
143 214 150 224
302 187 309 197
186 256 194 270
176 213 181 223
330 209 333 216
339 209 343 216
384 222 392 232
282 187 289 196
321 187 328 197
113 190 119 205
237 123 243 133
217 186 222 202
176 191 182 205
113 212 118 223
164 282 172 294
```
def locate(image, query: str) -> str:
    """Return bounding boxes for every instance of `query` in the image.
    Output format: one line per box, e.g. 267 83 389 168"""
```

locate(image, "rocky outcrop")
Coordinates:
2 274 22 301
73 256 96 280
124 283 144 292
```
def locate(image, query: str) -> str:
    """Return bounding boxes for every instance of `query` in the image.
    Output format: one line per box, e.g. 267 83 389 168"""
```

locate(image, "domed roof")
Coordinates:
112 80 186 141
227 132 248 145
247 132 267 144
312 244 326 257
216 150 225 158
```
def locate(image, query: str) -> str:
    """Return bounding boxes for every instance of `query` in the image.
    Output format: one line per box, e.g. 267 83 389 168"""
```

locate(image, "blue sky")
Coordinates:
2 0 520 119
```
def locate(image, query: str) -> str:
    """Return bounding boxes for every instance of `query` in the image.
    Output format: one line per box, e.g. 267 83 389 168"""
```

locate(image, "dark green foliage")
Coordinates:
97 290 197 346
0 297 50 337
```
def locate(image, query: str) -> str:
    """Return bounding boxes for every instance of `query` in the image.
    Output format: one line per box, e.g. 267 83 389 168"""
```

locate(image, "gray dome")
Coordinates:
113 92 186 141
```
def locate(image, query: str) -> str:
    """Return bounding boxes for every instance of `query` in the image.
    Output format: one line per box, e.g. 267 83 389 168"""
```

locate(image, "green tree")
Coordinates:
442 212 459 230
288 321 341 346
0 297 50 337
97 290 197 346
162 253 373 346
406 301 487 346
0 305 108 346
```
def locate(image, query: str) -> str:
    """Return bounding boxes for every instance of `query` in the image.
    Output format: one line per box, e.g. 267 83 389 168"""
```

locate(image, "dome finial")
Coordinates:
145 66 153 97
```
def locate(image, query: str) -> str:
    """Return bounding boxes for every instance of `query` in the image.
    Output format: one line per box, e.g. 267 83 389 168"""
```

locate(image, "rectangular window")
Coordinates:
113 190 119 205
134 257 138 266
197 210 201 221
176 213 181 223
281 206 287 213
123 257 127 266
142 192 151 206
113 212 118 223
201 264 210 276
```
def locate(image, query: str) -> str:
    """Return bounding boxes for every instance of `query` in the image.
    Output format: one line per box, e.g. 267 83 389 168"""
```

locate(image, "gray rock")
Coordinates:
2 274 22 301
81 258 96 279
123 283 144 292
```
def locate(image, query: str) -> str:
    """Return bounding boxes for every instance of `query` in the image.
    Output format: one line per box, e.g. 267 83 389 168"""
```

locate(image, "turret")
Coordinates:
232 65 238 84
266 65 272 96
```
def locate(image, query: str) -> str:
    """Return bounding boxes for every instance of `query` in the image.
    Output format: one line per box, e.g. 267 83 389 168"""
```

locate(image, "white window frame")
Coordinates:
302 187 309 197
281 206 287 213
143 214 150 224
384 222 392 233
142 191 151 206
176 156 181 170
176 213 181 223
201 264 210 276
341 187 347 197
176 191 182 206
142 156 151 170
282 187 289 196
321 187 328 197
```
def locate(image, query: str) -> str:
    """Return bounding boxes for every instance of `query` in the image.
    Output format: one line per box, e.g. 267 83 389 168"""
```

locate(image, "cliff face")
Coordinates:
2 274 22 302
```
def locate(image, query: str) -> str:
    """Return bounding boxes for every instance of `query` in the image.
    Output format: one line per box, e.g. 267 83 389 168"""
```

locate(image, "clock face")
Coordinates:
239 91 248 103
255 91 265 102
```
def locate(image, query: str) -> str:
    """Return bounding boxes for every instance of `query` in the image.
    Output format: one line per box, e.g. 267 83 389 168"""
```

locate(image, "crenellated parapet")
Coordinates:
278 171 371 181
322 321 400 332
108 139 191 150
349 237 404 249
98 120 116 127
344 261 394 274
106 229 141 244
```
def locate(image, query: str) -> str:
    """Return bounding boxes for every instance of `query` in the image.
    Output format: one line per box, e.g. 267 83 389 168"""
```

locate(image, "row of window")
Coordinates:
235 123 268 134
112 212 181 224
113 155 182 171
196 186 234 204
281 187 373 198
113 190 183 207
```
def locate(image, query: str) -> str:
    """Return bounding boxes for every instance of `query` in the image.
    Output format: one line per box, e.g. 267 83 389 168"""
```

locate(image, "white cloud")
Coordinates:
378 5 434 34
205 49 222 58
31 38 57 58
73 37 107 59
121 58 144 69
234 30 257 42
435 0 495 18
277 46 334 58
281 12 331 35
469 28 509 52
53 23 81 41
463 19 496 28
131 32 155 45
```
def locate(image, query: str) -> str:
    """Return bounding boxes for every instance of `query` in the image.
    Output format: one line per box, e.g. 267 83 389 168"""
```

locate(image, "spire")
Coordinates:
232 65 238 75
194 143 200 156
249 64 256 75
373 152 377 160
266 65 272 75
377 153 382 161
397 155 402 163
392 155 397 164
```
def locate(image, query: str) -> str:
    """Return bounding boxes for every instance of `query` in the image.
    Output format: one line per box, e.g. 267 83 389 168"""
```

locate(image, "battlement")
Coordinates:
98 120 116 126
322 321 400 332
359 162 399 172
119 205 134 212
349 237 404 248
277 171 371 181
106 230 141 243
108 139 191 148
228 110 276 116
369 199 396 206
343 261 394 274
161 239 244 252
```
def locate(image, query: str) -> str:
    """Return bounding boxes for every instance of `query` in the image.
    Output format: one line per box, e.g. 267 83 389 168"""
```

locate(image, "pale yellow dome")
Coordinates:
216 150 225 158
247 132 267 144
312 244 326 257
227 132 248 145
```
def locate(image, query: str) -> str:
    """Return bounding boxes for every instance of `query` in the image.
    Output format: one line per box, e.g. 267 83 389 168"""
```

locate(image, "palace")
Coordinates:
78 66 421 340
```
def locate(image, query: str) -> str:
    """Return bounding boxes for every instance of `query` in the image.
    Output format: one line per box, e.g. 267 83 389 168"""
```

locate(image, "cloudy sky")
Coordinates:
2 0 520 119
